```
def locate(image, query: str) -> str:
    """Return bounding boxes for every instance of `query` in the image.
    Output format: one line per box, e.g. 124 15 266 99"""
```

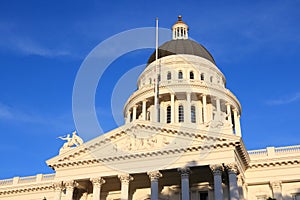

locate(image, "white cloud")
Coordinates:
266 92 300 105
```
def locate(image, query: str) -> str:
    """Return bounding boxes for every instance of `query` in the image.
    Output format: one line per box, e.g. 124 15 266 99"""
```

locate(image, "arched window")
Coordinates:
166 106 171 123
210 76 213 83
178 105 184 122
191 105 196 123
190 71 194 79
200 73 204 81
167 72 172 80
178 71 183 79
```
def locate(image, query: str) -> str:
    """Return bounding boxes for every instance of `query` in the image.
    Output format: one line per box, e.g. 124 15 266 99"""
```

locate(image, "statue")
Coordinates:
58 131 84 150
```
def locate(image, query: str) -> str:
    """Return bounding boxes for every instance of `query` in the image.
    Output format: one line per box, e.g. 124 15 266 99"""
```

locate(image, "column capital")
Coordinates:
225 163 239 174
53 181 64 191
64 180 77 189
225 102 231 106
270 180 282 189
118 174 133 184
178 167 191 178
90 177 106 187
210 164 224 175
147 171 162 181
143 99 148 102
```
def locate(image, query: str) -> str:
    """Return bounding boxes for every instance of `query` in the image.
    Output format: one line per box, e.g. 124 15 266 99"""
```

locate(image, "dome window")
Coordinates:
178 105 184 122
210 76 213 83
167 72 172 80
190 71 194 79
178 71 183 79
200 73 205 81
191 105 196 123
149 78 152 84
166 106 171 123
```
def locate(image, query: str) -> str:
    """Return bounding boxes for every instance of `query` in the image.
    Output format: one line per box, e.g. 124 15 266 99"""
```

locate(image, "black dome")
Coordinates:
147 39 215 65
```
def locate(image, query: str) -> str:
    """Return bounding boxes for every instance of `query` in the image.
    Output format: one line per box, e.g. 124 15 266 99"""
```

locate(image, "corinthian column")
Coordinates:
178 167 191 200
226 163 240 200
210 164 223 200
148 171 162 200
65 180 77 200
53 182 64 200
118 174 133 200
90 177 106 200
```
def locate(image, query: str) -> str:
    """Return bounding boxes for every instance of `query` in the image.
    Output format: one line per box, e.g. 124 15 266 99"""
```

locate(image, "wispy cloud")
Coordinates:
0 102 74 129
266 92 300 106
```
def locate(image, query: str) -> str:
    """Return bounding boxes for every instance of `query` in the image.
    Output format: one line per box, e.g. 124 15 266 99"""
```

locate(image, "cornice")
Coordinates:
0 182 53 195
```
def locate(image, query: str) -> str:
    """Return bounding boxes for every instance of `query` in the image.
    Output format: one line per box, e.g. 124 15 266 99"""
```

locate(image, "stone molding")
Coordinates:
90 177 105 188
147 171 162 181
210 164 224 175
118 174 133 184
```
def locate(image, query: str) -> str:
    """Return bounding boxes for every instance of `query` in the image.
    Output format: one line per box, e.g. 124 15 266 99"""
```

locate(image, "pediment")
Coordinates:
46 120 244 170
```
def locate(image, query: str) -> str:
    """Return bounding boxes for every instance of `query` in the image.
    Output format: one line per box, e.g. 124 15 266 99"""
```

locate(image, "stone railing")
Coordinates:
248 145 300 159
0 174 55 187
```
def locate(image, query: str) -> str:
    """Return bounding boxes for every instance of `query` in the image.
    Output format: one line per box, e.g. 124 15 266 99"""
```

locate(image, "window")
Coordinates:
149 78 152 84
191 105 196 123
158 74 161 82
178 71 183 79
178 105 184 122
210 76 213 83
167 72 172 80
200 73 204 81
190 71 194 79
199 192 208 200
166 106 171 123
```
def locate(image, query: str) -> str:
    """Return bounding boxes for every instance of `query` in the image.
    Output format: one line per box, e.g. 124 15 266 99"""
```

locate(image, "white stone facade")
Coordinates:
0 16 299 200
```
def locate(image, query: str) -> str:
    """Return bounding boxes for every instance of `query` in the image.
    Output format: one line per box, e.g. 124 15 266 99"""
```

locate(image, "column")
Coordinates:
65 180 76 200
226 163 240 200
118 174 133 200
178 168 190 200
186 92 191 123
148 171 162 200
171 93 175 123
53 182 63 200
270 181 282 200
198 97 203 124
126 110 131 123
142 100 147 120
90 177 106 200
233 109 241 137
132 106 137 121
216 98 221 113
202 95 207 123
226 103 232 125
210 164 223 200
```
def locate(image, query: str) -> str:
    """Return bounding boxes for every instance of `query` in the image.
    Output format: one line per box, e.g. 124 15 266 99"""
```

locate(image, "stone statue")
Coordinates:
59 131 83 150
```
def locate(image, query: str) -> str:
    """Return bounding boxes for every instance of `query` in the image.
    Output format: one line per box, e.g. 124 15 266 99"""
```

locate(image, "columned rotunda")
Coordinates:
0 16 299 200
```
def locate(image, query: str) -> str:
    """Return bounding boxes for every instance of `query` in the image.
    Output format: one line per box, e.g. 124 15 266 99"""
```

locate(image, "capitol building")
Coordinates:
0 16 299 200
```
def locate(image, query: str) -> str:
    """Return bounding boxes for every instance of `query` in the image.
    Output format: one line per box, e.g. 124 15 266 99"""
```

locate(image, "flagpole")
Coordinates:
154 17 160 123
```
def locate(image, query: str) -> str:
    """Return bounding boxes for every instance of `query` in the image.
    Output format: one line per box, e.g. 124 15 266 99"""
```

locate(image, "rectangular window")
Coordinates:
199 191 208 200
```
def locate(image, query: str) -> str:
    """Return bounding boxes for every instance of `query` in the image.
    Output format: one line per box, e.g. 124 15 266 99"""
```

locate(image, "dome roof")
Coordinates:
147 39 216 65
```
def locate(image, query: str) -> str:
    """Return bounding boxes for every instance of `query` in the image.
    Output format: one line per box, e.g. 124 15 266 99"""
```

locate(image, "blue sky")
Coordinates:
0 0 300 179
